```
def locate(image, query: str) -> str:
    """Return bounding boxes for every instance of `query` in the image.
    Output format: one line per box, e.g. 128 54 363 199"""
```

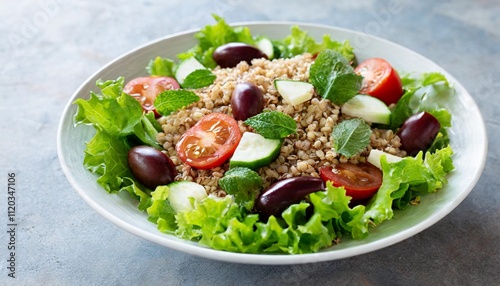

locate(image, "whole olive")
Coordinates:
127 145 177 190
255 176 325 219
396 111 441 156
212 42 268 68
231 82 264 121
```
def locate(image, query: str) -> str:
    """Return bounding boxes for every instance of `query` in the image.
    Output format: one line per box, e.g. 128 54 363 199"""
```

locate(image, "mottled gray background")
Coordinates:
1 0 499 285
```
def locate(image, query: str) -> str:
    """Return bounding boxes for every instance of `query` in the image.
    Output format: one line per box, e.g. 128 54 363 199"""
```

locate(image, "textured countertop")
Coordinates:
1 0 499 285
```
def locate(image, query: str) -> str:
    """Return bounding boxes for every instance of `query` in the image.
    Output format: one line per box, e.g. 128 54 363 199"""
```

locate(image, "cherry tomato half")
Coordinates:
176 113 242 170
319 162 382 200
354 58 403 106
124 76 180 116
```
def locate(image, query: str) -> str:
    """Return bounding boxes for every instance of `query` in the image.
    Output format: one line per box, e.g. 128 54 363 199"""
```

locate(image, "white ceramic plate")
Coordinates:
57 22 487 265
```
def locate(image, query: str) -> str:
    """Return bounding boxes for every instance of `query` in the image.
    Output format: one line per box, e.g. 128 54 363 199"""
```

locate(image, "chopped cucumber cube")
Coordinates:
167 181 207 213
175 57 206 85
255 37 274 59
230 132 282 170
367 149 403 169
274 79 314 106
341 94 391 125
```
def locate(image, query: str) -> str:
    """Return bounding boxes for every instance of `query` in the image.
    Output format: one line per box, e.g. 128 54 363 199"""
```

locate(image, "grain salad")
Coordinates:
74 17 455 254
156 54 406 195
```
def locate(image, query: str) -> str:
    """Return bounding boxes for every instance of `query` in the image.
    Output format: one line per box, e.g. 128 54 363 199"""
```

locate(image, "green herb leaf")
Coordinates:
309 50 362 105
219 167 263 211
244 111 297 139
146 56 175 77
182 69 216 89
332 118 371 157
154 90 200 116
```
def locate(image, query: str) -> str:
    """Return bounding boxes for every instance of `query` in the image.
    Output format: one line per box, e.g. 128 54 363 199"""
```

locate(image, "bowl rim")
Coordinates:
57 20 488 265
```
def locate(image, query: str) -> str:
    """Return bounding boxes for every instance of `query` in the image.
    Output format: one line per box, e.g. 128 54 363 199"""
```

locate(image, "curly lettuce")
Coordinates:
74 77 159 209
145 146 453 253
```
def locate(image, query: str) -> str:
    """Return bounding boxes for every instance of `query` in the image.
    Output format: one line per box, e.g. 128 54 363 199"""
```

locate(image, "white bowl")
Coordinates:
57 22 487 265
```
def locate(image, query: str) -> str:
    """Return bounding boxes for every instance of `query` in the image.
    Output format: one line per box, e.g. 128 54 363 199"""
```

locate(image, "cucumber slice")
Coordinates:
167 181 207 213
274 79 314 106
175 57 206 86
255 37 274 59
229 132 281 170
341 94 391 125
367 149 403 169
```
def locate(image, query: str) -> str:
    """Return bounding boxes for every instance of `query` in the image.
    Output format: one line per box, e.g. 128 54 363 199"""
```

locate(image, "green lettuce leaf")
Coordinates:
350 146 454 238
74 77 160 209
391 72 455 129
139 145 453 253
275 25 355 62
82 130 132 192
146 56 175 77
178 14 255 68
147 186 177 233
163 185 362 254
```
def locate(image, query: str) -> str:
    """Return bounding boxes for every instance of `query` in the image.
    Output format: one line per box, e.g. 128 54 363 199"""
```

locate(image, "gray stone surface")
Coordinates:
1 0 499 285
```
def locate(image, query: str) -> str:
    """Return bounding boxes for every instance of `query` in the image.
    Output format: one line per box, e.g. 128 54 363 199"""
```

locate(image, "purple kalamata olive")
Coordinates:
255 176 325 219
212 42 267 68
396 111 441 156
127 145 177 190
231 82 264 121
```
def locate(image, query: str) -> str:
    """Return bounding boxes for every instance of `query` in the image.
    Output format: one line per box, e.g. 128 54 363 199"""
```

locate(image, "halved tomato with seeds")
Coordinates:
124 76 180 117
354 58 403 106
175 113 242 170
319 162 382 200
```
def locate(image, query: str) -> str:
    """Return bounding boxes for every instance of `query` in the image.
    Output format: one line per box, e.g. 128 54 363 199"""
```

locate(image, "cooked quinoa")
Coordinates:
155 53 406 195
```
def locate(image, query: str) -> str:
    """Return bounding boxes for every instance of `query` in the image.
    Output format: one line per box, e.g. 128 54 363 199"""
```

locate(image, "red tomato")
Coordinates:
354 58 403 105
319 162 382 200
124 76 180 116
176 113 242 170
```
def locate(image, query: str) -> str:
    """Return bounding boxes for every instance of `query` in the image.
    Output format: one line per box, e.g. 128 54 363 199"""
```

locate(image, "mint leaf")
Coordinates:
309 50 362 105
146 56 175 77
154 90 200 116
182 69 216 89
244 111 297 139
219 167 263 211
332 118 371 157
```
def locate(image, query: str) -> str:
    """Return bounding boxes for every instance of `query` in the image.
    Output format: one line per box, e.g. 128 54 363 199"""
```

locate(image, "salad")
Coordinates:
74 15 455 254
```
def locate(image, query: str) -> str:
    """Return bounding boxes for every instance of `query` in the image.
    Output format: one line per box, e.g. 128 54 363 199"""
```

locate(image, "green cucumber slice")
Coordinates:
274 79 314 106
175 57 206 85
167 181 207 213
367 149 403 169
341 94 391 125
229 132 281 170
255 37 274 59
